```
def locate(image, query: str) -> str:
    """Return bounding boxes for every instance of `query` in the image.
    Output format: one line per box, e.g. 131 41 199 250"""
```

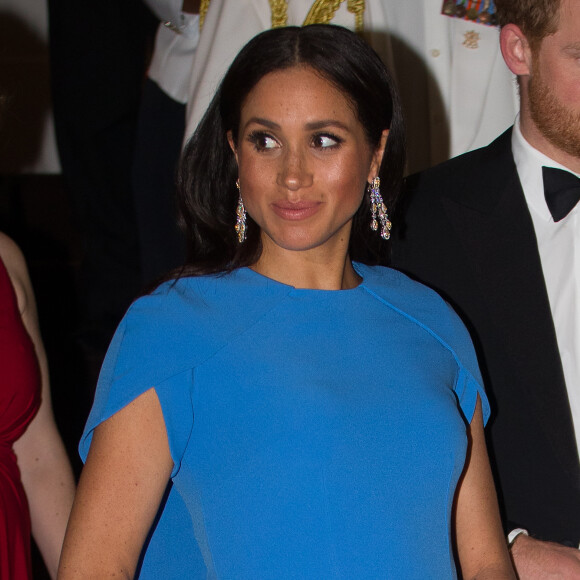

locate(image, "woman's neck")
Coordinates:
251 244 361 291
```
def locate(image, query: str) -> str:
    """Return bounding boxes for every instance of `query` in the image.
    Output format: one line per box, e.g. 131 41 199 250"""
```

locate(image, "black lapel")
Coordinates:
441 131 580 484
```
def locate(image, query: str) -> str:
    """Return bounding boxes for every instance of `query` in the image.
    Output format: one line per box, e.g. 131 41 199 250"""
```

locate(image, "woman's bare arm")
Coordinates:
0 232 76 579
57 387 173 578
455 397 516 580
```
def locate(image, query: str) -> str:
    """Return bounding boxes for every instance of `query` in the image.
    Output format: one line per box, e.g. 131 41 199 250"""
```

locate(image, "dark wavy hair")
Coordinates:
174 24 405 277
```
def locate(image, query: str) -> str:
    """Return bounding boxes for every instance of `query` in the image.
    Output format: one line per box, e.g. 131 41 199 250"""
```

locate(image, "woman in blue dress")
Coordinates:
58 25 515 579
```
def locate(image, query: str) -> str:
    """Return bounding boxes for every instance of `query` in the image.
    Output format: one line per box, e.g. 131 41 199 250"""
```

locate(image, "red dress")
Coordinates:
0 256 41 579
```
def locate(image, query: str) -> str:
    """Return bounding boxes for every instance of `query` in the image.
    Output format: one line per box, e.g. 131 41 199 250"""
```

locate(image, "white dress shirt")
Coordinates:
512 118 580 454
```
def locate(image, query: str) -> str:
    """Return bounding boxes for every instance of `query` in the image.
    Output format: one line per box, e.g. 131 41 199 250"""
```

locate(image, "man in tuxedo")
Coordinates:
392 0 580 576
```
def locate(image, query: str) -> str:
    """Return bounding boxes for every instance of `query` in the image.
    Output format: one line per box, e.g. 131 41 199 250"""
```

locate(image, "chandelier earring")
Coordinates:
369 177 392 240
235 178 247 243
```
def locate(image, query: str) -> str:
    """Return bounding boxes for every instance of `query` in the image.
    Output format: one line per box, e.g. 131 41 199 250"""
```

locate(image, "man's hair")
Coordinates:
495 0 561 48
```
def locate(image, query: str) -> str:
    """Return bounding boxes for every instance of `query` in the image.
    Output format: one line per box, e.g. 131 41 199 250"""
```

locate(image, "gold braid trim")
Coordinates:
347 0 365 32
269 0 289 27
199 0 211 30
303 0 343 26
303 0 364 30
268 0 365 31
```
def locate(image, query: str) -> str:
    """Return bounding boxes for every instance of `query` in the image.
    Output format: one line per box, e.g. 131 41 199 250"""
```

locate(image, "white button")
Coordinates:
430 49 441 58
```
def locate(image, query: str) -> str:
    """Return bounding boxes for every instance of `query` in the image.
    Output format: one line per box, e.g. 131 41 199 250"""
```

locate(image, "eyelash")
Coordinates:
311 132 343 149
246 131 344 152
247 131 278 151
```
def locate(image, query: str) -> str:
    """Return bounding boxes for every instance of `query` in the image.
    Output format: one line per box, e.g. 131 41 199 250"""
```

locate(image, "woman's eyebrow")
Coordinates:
243 117 280 130
304 119 350 131
243 118 351 132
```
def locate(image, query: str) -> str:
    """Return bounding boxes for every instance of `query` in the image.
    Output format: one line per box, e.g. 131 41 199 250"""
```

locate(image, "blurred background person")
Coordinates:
133 0 202 285
47 0 157 355
0 231 75 579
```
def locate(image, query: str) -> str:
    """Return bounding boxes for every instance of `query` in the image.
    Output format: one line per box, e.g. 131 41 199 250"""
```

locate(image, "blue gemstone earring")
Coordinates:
369 177 392 240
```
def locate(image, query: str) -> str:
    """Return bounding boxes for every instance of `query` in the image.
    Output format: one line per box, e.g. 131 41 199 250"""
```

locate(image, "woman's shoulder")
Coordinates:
120 274 240 353
126 268 288 330
126 275 218 325
359 264 475 356
358 264 450 311
110 269 291 378
0 232 34 315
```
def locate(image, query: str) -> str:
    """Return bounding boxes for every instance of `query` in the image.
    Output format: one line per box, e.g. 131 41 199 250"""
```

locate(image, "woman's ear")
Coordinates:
500 23 533 77
368 129 389 183
227 130 239 163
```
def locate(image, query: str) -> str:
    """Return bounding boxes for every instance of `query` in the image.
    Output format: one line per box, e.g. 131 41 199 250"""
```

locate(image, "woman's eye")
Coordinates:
248 132 278 151
312 134 342 149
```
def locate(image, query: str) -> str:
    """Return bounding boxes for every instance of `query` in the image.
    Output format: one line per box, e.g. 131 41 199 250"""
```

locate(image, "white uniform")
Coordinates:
143 0 200 104
385 0 518 170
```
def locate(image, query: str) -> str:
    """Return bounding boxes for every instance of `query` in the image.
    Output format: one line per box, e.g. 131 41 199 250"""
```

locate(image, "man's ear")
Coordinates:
367 129 389 183
500 23 533 77
227 130 238 163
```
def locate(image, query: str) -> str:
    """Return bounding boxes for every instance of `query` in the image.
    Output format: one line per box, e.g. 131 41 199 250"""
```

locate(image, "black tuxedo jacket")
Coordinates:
392 128 580 545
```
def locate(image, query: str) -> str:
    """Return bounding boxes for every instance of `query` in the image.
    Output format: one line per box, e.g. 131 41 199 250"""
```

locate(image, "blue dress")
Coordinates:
81 264 489 579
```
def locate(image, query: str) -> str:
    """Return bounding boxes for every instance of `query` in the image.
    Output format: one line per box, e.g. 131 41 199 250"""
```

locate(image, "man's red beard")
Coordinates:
528 57 580 158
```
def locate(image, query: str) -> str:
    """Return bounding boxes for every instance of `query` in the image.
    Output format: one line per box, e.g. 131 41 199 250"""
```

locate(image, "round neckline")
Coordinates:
239 262 372 296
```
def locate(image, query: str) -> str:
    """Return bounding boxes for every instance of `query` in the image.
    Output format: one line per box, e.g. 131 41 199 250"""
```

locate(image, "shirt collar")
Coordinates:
512 115 580 222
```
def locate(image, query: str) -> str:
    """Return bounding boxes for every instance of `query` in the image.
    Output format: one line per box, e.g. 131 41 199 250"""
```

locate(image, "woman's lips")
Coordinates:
271 201 321 221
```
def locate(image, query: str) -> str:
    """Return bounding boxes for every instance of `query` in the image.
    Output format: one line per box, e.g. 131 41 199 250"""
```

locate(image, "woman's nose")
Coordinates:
276 148 313 190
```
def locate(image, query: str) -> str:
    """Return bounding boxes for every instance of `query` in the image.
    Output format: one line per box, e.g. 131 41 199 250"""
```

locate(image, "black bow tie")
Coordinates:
542 166 580 222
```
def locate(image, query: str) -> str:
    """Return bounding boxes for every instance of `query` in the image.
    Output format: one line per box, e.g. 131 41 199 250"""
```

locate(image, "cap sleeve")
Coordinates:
454 366 490 425
79 303 195 478
356 266 491 427
441 301 490 425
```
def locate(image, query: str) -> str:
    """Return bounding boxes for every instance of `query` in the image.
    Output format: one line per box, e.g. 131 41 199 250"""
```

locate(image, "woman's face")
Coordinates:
229 65 386 259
